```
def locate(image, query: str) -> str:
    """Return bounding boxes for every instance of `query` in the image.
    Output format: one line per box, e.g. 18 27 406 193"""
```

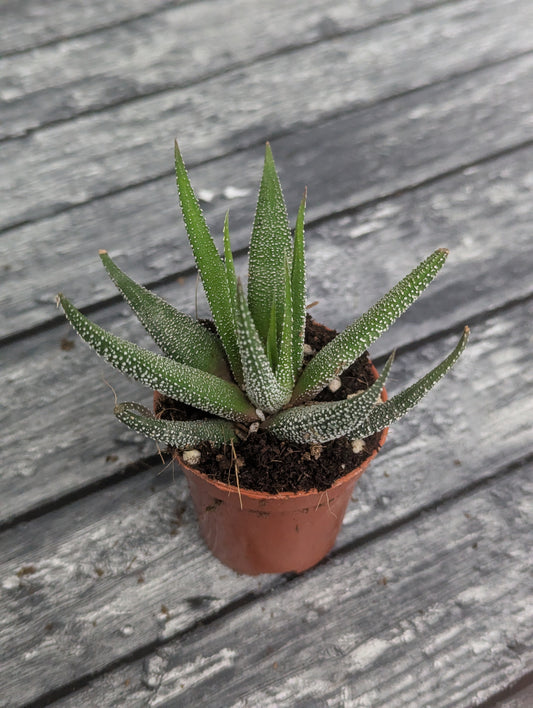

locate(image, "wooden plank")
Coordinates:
0 301 531 706
5 0 433 59
0 462 267 707
0 0 509 140
1 145 532 523
3 54 533 339
0 0 176 56
56 462 532 707
2 1 533 231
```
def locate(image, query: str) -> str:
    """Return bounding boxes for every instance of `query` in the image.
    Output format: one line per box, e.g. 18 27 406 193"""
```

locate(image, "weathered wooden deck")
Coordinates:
1 1 532 706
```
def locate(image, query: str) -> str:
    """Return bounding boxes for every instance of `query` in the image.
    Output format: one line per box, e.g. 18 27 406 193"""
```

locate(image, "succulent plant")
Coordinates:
58 142 468 453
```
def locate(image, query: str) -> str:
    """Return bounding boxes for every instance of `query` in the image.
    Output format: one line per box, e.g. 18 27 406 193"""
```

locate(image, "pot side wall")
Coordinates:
178 425 387 574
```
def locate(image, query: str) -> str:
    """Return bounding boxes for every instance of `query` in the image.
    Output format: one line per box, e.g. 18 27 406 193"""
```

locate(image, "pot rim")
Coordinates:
174 423 388 501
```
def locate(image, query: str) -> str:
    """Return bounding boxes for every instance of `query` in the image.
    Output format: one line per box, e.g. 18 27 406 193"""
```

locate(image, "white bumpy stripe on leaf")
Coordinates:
235 281 290 413
347 327 469 439
265 296 279 370
265 353 393 443
291 189 307 378
275 259 295 395
292 249 449 402
58 294 257 423
114 402 236 448
223 212 239 318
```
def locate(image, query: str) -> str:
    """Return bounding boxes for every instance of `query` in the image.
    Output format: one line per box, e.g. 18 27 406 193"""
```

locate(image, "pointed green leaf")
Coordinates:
275 258 295 395
235 281 289 414
174 141 241 379
292 248 450 402
265 353 394 444
291 189 307 377
222 212 243 385
99 250 230 379
247 143 293 345
115 402 236 448
348 327 469 439
58 294 257 423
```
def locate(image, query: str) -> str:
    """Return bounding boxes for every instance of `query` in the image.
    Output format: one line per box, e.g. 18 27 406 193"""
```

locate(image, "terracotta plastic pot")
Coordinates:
156 364 388 576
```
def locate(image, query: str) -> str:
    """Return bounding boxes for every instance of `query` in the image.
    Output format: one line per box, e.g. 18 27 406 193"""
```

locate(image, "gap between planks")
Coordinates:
0 0 480 141
0 61 532 342
2 46 532 231
0 0 188 57
2 1 533 232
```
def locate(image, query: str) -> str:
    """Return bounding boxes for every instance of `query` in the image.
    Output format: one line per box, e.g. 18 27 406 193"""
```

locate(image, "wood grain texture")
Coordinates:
0 463 270 707
0 301 531 706
2 0 533 232
0 0 176 55
3 52 533 339
1 1 532 704
0 0 450 139
1 144 532 524
57 463 532 708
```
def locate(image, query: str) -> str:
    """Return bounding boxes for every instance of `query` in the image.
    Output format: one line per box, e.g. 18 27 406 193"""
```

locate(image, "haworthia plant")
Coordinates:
59 142 469 451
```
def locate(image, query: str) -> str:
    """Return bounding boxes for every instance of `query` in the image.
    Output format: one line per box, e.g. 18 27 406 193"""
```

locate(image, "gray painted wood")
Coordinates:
3 52 533 339
0 0 454 139
2 1 533 232
0 0 176 55
2 147 532 524
0 302 531 706
1 0 532 704
57 463 532 708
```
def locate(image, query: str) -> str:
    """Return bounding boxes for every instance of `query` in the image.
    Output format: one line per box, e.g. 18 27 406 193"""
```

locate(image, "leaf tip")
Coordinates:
174 139 184 163
437 247 450 257
98 249 108 256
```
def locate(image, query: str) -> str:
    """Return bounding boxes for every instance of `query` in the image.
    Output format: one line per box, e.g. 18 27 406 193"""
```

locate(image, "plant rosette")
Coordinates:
58 141 469 576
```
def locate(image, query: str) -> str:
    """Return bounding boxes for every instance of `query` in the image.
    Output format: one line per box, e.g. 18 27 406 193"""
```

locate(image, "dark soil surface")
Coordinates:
155 317 384 494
